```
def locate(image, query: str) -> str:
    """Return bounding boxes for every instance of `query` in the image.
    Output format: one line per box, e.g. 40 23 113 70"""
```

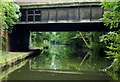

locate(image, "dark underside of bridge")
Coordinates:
8 22 118 52
13 22 114 32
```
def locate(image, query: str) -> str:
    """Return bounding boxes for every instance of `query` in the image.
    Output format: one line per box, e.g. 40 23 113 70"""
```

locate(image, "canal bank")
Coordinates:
0 49 41 69
0 59 29 80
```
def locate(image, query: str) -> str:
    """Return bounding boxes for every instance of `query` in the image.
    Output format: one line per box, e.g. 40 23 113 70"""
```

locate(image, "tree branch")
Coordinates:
79 51 91 67
79 32 91 49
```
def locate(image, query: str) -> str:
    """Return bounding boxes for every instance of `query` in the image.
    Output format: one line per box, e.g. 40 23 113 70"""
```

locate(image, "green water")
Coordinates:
0 45 115 80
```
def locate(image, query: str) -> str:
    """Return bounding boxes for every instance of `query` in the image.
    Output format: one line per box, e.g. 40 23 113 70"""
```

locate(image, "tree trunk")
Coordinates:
79 32 91 49
79 51 91 67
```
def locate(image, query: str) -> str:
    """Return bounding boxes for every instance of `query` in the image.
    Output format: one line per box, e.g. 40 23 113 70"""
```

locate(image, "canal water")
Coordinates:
0 45 115 80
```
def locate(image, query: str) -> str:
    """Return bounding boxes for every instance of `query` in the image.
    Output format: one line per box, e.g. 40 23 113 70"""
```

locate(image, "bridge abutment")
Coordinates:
8 29 30 52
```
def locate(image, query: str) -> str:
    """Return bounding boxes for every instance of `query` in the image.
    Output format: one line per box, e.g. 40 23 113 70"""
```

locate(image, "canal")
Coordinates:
0 45 116 80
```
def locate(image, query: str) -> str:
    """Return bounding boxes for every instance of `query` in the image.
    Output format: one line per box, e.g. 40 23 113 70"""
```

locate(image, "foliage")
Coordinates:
0 1 21 53
1 35 7 51
100 1 120 29
100 31 120 71
1 1 21 31
100 1 120 77
1 2 21 29
31 32 48 47
31 31 105 59
105 69 119 80
31 32 86 48
0 50 8 56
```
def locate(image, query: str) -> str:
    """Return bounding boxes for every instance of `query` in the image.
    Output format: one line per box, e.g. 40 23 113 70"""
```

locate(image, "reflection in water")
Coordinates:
30 45 111 72
79 51 91 67
0 59 29 80
50 54 56 69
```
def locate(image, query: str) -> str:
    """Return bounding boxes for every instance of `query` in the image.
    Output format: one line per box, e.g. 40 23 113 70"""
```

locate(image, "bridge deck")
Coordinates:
19 5 104 24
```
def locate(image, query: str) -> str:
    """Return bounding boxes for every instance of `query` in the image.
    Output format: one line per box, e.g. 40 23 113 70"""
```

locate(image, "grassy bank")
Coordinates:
0 52 33 67
0 53 26 63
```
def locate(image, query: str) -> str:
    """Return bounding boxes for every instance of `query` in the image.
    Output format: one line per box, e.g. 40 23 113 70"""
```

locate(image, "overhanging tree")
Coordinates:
0 0 21 52
100 1 120 74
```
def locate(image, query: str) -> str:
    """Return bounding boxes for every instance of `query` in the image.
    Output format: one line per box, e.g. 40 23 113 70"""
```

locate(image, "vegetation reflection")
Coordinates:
30 44 110 72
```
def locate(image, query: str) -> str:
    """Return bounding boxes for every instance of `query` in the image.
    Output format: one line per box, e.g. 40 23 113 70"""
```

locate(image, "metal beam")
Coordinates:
20 5 103 23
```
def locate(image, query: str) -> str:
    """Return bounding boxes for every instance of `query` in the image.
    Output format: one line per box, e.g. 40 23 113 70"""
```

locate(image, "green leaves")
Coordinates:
100 2 120 29
1 1 21 32
100 31 120 72
5 2 21 27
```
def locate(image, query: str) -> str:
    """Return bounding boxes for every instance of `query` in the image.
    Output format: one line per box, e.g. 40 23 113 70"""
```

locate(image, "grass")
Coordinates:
0 53 26 63
30 45 43 50
30 46 38 49
0 50 8 56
